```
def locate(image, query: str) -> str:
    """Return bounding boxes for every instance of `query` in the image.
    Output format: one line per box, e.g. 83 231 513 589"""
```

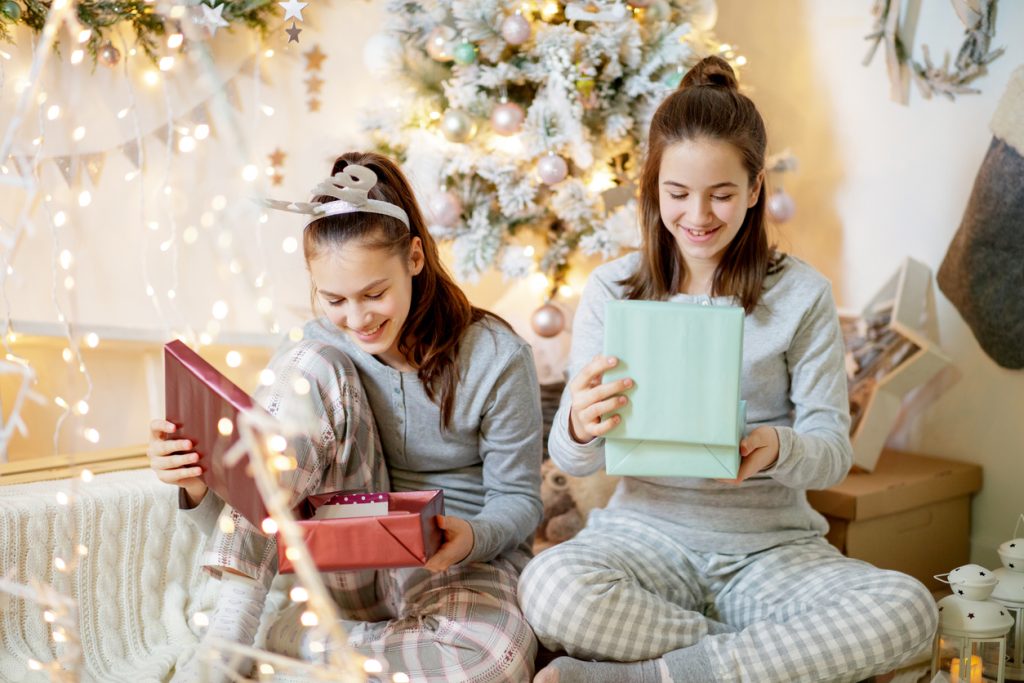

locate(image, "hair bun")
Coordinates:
680 55 738 91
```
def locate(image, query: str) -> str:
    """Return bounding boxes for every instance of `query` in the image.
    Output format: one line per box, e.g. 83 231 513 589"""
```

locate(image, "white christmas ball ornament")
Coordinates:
429 192 462 227
531 303 565 338
689 0 718 31
363 32 404 76
501 13 532 45
491 102 525 136
538 155 568 185
441 109 477 143
767 189 795 222
426 26 455 62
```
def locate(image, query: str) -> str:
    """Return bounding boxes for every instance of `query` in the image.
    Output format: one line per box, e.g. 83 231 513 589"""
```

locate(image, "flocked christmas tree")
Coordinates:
361 0 736 293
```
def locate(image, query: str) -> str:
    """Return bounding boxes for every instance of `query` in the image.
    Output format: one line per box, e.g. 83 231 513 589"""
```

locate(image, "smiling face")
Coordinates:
308 236 424 370
658 137 763 284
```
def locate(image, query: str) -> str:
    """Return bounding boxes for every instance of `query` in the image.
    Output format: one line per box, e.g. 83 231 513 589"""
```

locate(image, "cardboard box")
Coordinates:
277 489 445 573
806 449 982 591
603 300 745 478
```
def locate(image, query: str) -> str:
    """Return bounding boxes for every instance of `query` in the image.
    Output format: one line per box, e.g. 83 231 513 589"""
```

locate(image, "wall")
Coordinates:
2 1 1021 566
713 0 1024 565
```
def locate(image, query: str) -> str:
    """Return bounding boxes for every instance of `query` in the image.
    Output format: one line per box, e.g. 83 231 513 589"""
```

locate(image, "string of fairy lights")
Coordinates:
0 0 412 681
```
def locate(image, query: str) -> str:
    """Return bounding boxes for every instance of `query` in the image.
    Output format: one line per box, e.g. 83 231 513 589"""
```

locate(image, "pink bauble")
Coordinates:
537 154 568 185
428 191 462 227
767 189 796 223
500 13 531 45
490 101 525 136
426 26 455 62
531 303 565 338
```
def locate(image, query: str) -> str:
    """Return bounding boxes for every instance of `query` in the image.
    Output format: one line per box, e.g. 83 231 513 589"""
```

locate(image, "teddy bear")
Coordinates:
534 459 585 552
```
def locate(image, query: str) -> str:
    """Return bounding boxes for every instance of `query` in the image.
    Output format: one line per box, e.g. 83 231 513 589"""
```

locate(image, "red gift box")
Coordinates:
277 490 445 573
164 340 270 530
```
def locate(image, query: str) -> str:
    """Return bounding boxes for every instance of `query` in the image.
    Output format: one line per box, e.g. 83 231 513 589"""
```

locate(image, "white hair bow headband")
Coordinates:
259 163 410 229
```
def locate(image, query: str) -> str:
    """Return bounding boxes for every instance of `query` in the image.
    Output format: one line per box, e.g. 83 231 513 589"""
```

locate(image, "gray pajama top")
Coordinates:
548 251 854 555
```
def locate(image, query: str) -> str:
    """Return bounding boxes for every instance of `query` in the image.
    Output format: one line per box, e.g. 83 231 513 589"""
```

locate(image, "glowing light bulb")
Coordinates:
178 135 196 153
393 674 411 683
75 400 89 415
64 276 75 290
56 492 69 505
300 610 318 627
62 348 73 363
78 190 92 207
144 70 159 86
167 33 183 49
46 105 61 120
211 194 227 210
242 164 259 182
71 49 84 64
261 517 278 534
259 369 275 386
217 418 233 436
282 236 298 254
85 332 99 348
364 660 384 674
183 226 198 244
293 377 311 395
289 586 309 602
192 612 209 628
289 328 304 342
81 469 94 482
257 297 273 315
225 350 242 368
194 124 210 140
268 434 287 452
59 249 73 269
53 211 67 227
219 516 235 534
84 428 100 443
212 300 229 320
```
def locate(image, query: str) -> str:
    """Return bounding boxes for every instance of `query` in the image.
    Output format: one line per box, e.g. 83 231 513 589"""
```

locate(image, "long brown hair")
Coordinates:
621 55 778 313
303 151 500 429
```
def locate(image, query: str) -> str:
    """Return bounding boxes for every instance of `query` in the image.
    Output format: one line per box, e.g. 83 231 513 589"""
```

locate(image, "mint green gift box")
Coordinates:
603 300 746 478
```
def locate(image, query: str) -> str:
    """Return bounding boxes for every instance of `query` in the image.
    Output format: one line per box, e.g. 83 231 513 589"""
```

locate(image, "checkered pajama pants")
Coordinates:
518 508 938 683
201 340 536 682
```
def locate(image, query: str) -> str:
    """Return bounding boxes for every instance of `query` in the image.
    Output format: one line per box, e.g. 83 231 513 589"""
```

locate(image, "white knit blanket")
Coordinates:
0 469 217 683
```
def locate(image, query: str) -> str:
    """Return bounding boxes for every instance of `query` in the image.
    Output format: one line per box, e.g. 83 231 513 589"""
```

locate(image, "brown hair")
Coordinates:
303 151 501 429
621 55 779 313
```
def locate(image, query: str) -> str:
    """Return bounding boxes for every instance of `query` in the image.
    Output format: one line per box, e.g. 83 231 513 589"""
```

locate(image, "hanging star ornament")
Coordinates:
286 21 301 43
278 0 306 21
308 98 321 112
305 74 323 94
269 149 286 167
304 44 326 71
201 2 229 36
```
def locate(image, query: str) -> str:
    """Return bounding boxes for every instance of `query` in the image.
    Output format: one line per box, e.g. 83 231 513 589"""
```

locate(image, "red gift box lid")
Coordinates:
164 340 270 529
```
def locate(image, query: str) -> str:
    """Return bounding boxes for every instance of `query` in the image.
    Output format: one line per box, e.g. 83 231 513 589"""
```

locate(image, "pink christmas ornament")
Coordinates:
491 101 525 136
531 303 565 338
538 154 568 185
501 13 532 45
767 189 795 223
426 26 455 62
429 191 462 227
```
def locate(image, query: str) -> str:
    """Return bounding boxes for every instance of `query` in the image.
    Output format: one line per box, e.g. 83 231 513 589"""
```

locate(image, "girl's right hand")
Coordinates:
568 355 633 444
147 419 207 506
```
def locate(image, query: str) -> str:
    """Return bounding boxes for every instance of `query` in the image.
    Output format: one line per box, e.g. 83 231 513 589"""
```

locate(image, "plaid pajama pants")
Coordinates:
518 508 938 683
200 340 536 682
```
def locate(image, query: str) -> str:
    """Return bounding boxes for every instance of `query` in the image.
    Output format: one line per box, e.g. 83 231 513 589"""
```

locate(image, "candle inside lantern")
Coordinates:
950 655 983 683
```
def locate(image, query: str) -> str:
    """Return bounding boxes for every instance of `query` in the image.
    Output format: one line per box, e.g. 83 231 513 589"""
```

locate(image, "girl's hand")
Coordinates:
424 515 475 573
717 426 780 485
147 419 208 506
568 355 633 444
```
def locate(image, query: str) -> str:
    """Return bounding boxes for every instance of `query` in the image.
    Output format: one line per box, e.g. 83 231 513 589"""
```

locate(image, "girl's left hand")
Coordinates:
424 515 474 573
717 426 780 485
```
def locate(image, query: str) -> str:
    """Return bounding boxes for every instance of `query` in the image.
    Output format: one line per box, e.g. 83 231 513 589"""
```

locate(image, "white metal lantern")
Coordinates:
933 564 1013 683
992 515 1024 681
